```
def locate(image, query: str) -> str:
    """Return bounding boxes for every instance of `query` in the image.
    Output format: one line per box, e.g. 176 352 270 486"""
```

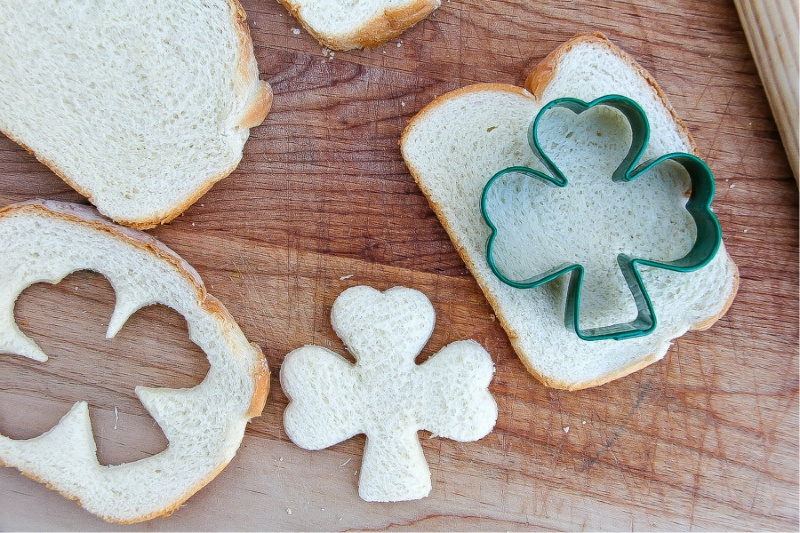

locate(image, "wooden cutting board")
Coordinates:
0 0 797 530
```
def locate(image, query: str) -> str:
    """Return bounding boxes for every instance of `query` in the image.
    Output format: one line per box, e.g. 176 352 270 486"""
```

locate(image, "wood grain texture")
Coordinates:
734 0 799 179
0 0 797 530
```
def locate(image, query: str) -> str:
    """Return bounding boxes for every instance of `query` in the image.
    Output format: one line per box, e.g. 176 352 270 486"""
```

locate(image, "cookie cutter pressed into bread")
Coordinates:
480 94 721 342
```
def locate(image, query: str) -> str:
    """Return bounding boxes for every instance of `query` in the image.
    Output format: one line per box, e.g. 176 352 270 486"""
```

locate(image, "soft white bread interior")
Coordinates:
401 33 739 390
281 286 497 501
0 200 270 523
0 1 272 229
277 0 440 50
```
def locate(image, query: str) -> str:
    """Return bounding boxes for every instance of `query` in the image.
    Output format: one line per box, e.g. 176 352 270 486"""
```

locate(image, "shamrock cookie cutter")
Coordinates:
480 94 721 342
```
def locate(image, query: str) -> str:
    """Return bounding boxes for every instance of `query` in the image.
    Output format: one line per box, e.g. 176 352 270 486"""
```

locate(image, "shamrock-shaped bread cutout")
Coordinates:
481 95 721 341
281 285 497 502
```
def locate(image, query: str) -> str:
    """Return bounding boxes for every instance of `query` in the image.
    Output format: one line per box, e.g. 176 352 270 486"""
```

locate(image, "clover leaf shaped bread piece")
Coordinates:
0 201 269 523
481 95 721 341
400 33 739 390
281 285 497 502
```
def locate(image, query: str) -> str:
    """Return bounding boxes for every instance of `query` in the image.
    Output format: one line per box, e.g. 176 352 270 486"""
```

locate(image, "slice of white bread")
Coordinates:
277 0 440 50
0 200 270 523
400 33 739 390
281 286 497 501
0 1 272 229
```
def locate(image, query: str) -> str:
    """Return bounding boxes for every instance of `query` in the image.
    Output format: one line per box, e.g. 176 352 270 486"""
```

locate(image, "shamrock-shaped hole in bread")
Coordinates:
481 95 721 341
0 201 268 523
7 270 209 465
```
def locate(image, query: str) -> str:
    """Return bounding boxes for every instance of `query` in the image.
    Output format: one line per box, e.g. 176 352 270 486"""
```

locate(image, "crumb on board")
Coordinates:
340 274 354 280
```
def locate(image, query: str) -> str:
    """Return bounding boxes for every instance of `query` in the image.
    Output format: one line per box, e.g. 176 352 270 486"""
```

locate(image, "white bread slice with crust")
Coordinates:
0 1 272 229
0 200 270 523
277 0 440 50
401 33 739 390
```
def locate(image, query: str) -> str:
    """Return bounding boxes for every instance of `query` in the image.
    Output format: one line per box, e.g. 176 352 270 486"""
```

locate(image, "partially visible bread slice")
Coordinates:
0 1 272 229
401 33 739 390
0 200 270 523
277 0 440 50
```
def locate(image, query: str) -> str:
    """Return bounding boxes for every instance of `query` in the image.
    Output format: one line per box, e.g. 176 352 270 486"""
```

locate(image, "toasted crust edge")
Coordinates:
401 33 740 390
0 0 272 230
525 32 699 155
278 0 440 51
0 199 270 523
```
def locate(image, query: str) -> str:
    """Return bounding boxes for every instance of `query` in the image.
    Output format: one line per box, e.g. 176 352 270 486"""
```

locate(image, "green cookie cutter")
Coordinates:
480 94 721 342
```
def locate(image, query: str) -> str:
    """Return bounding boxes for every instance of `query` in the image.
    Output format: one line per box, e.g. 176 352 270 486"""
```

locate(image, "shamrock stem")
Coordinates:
358 427 431 502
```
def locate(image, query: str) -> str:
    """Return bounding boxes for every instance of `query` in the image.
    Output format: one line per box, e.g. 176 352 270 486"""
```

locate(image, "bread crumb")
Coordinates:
563 426 570 433
397 41 402 47
401 102 406 107
729 183 735 188
743 229 749 233
292 27 300 35
114 406 119 430
582 420 586 425
287 508 292 515
339 458 352 467
340 274 354 280
279 457 284 462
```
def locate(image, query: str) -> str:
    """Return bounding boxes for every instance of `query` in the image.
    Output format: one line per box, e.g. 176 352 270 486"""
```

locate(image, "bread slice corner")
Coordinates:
0 1 273 229
277 0 440 50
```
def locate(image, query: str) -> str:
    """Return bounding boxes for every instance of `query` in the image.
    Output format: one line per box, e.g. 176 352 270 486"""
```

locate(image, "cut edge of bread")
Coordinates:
0 199 271 523
401 32 740 391
1 1 273 230
277 0 440 50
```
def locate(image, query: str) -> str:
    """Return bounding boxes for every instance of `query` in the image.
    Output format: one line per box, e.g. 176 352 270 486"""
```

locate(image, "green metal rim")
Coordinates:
480 94 722 342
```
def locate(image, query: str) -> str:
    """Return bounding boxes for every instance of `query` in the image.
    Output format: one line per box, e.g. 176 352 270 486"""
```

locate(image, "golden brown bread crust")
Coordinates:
0 200 270 523
0 0 272 230
230 0 274 129
278 0 440 51
401 34 740 390
524 32 700 155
